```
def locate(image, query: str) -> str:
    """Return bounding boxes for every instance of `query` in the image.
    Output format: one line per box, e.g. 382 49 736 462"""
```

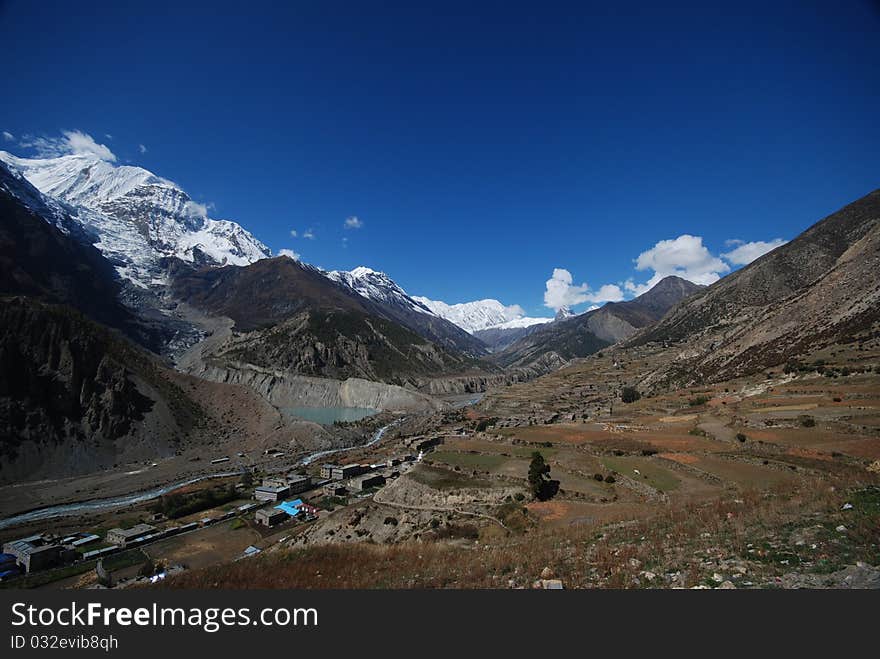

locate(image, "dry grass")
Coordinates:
163 473 879 589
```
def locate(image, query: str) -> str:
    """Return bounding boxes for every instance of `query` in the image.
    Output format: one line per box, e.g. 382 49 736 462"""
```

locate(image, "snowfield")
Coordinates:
0 150 271 288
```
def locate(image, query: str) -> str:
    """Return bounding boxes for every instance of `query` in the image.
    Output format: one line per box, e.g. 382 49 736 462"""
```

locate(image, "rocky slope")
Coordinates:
495 276 702 371
194 307 485 386
187 361 443 412
327 267 490 357
630 188 880 387
0 294 358 484
0 161 176 351
171 257 492 384
0 297 198 483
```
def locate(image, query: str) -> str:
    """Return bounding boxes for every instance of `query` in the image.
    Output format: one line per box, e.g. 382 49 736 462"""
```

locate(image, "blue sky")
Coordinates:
2 1 879 316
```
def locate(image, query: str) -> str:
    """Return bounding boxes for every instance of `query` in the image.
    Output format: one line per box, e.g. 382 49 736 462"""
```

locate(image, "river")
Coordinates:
0 419 402 530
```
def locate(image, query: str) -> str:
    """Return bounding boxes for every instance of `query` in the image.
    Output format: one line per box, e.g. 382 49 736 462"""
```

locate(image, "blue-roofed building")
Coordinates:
275 499 304 517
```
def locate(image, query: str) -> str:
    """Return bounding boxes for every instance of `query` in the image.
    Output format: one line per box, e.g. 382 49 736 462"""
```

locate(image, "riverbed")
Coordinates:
0 419 402 530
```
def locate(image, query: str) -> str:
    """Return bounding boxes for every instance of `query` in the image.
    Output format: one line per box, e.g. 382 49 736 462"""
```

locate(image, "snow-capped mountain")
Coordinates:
0 158 89 240
554 306 575 321
0 151 270 288
491 315 554 330
325 266 491 357
413 296 552 334
326 266 434 315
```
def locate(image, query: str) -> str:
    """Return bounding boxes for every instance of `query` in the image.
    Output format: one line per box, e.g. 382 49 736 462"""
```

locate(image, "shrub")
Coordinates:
604 475 616 483
383 517 398 526
688 395 710 407
594 473 604 481
621 387 641 404
474 417 498 432
736 433 747 443
528 452 559 501
799 415 816 428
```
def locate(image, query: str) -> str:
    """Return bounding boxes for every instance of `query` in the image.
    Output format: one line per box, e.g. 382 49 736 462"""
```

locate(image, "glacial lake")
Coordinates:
284 406 379 425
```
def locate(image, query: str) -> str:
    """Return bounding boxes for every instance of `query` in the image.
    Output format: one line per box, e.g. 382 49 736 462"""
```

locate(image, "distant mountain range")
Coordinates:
0 151 549 348
4 146 876 484
413 296 552 334
493 275 703 370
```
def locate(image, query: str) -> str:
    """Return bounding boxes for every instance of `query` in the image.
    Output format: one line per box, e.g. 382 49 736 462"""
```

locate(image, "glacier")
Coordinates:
0 151 271 289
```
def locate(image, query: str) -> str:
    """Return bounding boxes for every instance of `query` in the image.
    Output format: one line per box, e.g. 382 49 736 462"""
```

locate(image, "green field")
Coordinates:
409 464 496 490
427 451 506 470
601 456 681 492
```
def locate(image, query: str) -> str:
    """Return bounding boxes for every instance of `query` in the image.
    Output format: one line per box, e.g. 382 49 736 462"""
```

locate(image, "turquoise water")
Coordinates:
284 406 379 425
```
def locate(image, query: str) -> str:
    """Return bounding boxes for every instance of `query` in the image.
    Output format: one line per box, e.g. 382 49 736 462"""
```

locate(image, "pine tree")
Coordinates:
528 452 558 500
528 451 550 498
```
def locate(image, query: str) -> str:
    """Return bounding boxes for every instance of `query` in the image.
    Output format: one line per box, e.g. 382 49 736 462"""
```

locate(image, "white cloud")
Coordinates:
543 268 624 311
138 144 147 154
278 248 300 260
591 284 625 302
544 234 790 308
303 228 315 239
183 200 209 220
20 130 117 162
721 238 787 265
289 229 298 238
2 131 13 142
626 234 730 295
61 130 117 161
344 216 363 229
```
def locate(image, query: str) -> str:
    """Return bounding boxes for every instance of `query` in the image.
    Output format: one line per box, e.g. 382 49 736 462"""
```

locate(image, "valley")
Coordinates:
0 148 878 590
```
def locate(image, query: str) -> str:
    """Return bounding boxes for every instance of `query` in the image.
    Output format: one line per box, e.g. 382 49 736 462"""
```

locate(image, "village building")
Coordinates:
2 535 74 573
323 484 348 497
286 474 312 494
105 524 156 547
255 508 288 527
351 473 386 491
254 484 290 502
330 464 368 481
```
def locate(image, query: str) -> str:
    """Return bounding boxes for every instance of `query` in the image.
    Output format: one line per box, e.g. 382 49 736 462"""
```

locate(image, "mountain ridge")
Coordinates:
628 188 880 387
494 275 703 370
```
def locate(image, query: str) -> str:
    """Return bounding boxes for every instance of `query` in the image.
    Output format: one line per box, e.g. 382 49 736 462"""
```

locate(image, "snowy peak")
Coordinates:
0 152 179 206
492 316 554 330
554 306 574 321
326 266 433 315
0 151 271 288
413 296 552 334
